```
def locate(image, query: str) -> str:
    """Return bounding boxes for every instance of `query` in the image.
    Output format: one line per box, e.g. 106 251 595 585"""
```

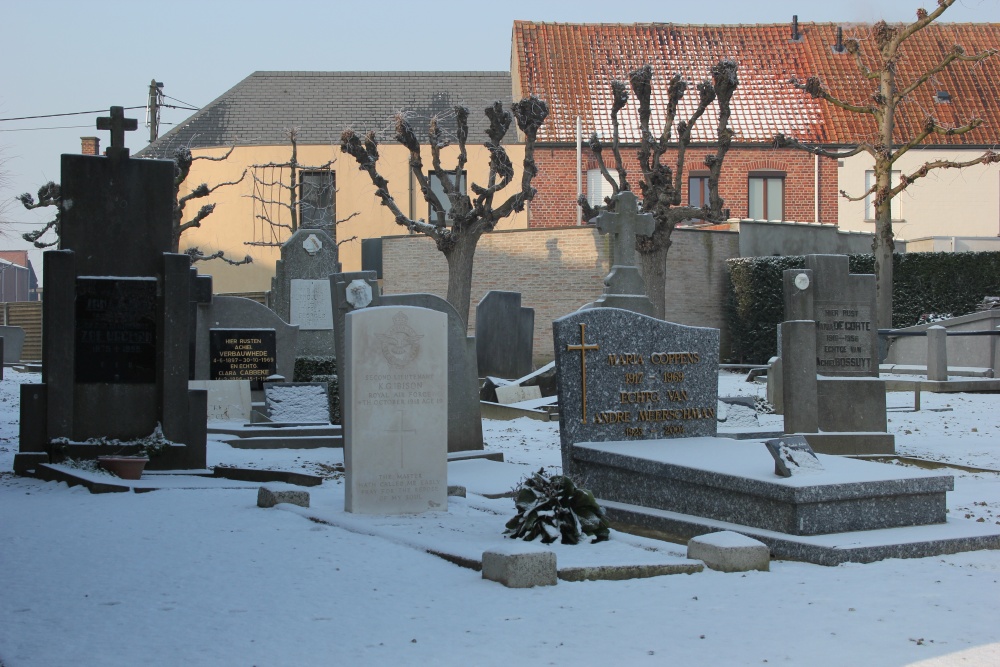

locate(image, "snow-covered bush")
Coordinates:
504 468 610 545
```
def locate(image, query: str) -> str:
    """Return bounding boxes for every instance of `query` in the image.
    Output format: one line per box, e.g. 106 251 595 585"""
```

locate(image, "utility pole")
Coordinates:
147 79 164 143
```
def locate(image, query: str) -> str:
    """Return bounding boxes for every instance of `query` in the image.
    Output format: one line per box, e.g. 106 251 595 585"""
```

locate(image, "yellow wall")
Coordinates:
838 149 1000 239
178 142 529 293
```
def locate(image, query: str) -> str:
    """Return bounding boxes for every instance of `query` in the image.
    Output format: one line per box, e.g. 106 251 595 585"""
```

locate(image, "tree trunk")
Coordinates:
637 226 673 320
443 230 483 328
872 151 895 330
873 209 894 331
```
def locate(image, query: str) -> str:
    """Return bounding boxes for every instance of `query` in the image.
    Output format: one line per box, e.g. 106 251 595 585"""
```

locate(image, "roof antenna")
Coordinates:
791 15 801 41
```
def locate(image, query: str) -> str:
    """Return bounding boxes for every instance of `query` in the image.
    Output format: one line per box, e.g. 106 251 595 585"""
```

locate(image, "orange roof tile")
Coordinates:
513 21 1000 146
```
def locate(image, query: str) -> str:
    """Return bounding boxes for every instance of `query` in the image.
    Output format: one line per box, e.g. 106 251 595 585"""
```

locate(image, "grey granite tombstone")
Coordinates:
344 306 448 514
15 107 207 473
927 326 948 381
781 255 893 454
586 191 656 315
553 308 719 476
475 291 534 379
271 228 340 357
195 296 298 384
784 255 877 378
0 326 25 363
330 271 484 453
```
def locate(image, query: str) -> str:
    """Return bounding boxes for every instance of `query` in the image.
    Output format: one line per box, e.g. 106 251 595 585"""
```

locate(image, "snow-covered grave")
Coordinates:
552 307 1000 565
3 366 1000 665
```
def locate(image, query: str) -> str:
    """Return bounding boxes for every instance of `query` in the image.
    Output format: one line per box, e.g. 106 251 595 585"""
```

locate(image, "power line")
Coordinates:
0 106 146 123
0 124 94 132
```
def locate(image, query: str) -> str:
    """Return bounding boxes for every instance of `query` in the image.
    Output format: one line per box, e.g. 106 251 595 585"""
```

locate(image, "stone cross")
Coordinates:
594 190 655 267
96 106 138 160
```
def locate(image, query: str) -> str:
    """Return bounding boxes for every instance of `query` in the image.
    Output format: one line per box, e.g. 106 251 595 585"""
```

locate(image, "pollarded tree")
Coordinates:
341 96 548 327
172 146 251 265
579 61 739 319
774 0 997 329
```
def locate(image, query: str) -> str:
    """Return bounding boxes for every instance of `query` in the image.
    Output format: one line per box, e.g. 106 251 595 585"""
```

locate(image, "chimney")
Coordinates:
791 15 801 41
833 26 845 53
81 136 100 155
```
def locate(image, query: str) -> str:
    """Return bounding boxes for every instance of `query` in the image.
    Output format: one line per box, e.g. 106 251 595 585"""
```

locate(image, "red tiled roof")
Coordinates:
513 21 1000 145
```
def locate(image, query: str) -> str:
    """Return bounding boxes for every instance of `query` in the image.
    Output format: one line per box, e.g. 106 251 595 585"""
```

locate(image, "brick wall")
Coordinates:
530 146 839 228
383 225 740 365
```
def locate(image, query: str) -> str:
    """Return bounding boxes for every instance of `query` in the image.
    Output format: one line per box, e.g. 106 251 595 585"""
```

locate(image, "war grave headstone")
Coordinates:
781 254 894 454
15 107 207 473
344 306 448 514
330 271 487 455
475 291 534 379
552 307 1000 565
584 191 656 315
271 228 339 357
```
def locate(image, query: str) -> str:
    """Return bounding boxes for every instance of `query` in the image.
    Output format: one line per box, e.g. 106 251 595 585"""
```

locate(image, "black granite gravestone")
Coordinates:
475 291 534 379
209 329 277 389
14 108 207 474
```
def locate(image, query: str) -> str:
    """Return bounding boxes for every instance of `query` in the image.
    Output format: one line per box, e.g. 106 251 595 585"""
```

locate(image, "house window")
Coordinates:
299 170 335 229
428 170 467 223
587 168 615 208
864 170 902 221
748 172 784 221
685 173 711 224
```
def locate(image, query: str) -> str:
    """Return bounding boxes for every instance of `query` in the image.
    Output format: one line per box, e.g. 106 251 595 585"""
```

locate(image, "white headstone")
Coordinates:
289 279 334 330
494 384 543 405
344 306 448 514
188 380 252 422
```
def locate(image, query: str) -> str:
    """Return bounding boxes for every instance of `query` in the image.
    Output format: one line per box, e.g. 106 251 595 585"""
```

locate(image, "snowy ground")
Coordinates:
1 370 999 666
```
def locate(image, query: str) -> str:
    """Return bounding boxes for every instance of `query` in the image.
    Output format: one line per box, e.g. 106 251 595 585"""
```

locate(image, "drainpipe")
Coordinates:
576 116 583 225
815 153 820 223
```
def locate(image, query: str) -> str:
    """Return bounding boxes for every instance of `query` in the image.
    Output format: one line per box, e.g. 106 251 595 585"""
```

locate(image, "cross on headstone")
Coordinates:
565 323 599 424
594 190 655 267
96 106 138 160
384 410 417 467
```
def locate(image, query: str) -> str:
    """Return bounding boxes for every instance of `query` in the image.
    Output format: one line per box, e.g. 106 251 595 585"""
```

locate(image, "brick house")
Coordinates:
511 20 1000 238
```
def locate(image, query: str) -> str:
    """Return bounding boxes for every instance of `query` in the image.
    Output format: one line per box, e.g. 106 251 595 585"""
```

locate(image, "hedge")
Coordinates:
726 252 1000 364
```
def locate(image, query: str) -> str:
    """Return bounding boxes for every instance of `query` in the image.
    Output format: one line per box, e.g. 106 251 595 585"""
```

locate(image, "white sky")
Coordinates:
2 0 999 271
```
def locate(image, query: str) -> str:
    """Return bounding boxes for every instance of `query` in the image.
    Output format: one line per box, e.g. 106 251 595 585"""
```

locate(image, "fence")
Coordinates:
1 301 42 361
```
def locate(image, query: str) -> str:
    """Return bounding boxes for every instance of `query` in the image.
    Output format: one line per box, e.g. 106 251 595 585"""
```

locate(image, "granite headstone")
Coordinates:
553 308 719 475
330 269 484 453
15 108 207 472
271 228 340 356
475 291 534 379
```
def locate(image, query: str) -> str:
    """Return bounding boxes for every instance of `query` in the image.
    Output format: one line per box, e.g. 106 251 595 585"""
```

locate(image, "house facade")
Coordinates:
139 71 526 293
510 20 1000 234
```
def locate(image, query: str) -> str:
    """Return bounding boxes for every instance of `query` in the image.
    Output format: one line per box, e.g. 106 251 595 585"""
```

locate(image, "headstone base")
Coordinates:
13 453 48 476
571 437 944 536
799 432 896 456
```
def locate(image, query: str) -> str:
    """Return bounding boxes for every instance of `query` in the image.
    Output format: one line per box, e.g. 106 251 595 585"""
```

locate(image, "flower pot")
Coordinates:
97 456 149 480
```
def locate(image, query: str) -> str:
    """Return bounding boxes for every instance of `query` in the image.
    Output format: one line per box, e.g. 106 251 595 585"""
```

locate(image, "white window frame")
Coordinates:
748 173 784 221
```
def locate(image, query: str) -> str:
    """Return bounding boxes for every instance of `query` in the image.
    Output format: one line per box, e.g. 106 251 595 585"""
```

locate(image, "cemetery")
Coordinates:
5 12 1000 662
